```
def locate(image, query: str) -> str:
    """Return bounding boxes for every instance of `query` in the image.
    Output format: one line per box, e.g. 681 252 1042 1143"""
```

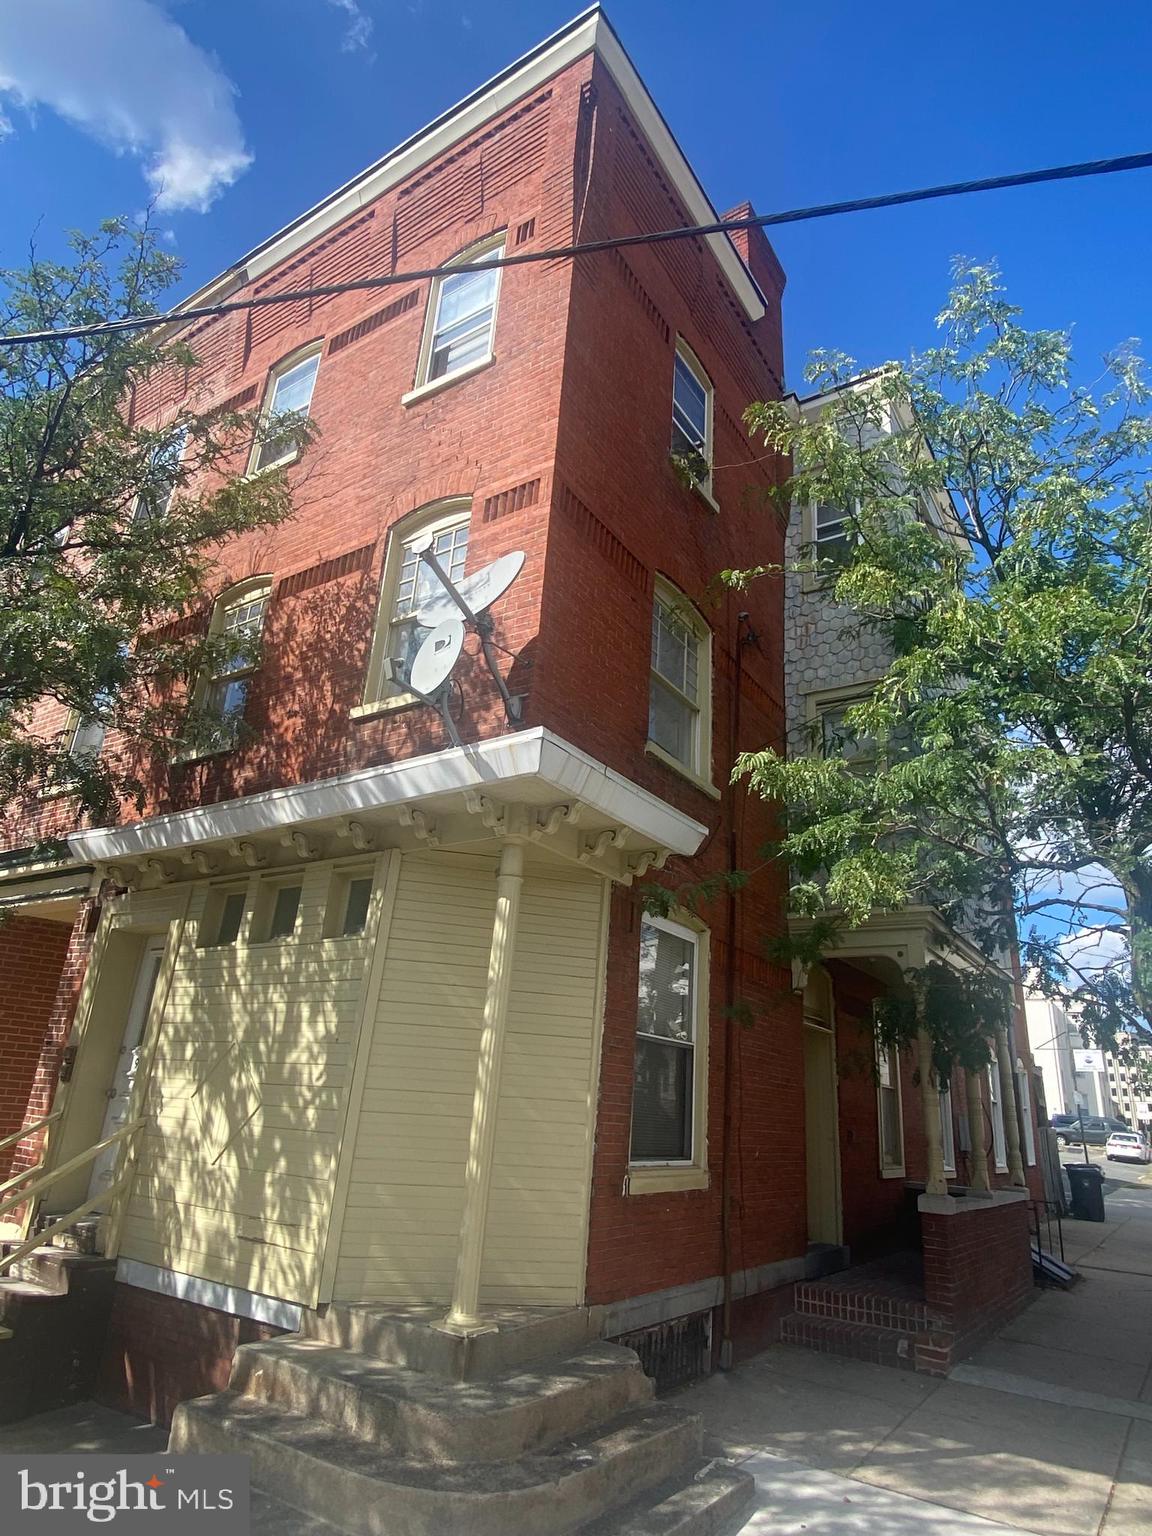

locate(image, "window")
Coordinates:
414 237 503 390
187 578 271 756
671 342 713 497
66 713 106 762
1017 1060 1037 1166
819 702 877 769
877 1041 904 1175
649 584 710 781
630 916 700 1163
940 1079 956 1174
812 501 853 556
199 887 247 948
989 1065 1008 1171
134 425 188 522
361 501 470 706
252 880 302 943
340 877 373 936
323 867 376 938
250 349 319 474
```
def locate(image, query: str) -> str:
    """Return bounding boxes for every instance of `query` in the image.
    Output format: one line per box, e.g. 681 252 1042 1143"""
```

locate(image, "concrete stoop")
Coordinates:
779 1262 956 1376
0 1245 118 1423
170 1305 755 1536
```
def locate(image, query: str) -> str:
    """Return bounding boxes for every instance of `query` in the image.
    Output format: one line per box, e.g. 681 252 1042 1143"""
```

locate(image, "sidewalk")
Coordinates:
679 1184 1152 1536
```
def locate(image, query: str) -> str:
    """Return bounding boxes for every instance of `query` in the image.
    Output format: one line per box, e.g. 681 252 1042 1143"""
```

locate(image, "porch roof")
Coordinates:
790 907 1014 987
66 728 709 886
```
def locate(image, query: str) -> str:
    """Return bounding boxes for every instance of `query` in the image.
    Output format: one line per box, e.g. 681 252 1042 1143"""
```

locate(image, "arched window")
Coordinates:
249 345 320 475
410 234 504 394
360 500 471 709
185 576 271 757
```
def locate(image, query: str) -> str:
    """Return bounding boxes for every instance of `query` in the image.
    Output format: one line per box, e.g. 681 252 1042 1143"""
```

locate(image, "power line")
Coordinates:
3 149 1151 349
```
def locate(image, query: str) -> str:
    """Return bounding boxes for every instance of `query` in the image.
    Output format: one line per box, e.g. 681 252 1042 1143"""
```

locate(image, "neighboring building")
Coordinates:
1027 992 1152 1130
0 8 1040 1491
1108 1042 1152 1132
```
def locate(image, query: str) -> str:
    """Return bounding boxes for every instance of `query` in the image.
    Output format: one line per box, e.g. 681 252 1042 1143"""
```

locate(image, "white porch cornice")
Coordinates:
790 907 1014 986
67 728 708 884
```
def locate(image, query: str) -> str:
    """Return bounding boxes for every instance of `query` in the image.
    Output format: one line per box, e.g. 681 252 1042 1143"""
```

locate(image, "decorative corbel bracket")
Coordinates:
181 848 218 876
336 818 374 852
578 828 630 865
625 848 671 880
227 839 266 868
141 858 176 885
397 805 440 848
281 831 320 861
462 791 507 835
530 803 583 840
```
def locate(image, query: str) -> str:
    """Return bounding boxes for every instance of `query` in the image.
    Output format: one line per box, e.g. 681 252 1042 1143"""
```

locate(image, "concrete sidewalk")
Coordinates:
680 1184 1152 1536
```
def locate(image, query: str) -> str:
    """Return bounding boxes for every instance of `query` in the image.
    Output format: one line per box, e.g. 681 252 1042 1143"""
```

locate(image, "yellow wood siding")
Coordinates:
334 852 605 1307
117 863 373 1305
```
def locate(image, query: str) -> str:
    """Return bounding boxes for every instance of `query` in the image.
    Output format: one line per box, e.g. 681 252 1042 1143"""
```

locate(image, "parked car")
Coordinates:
1052 1115 1131 1147
1105 1131 1152 1164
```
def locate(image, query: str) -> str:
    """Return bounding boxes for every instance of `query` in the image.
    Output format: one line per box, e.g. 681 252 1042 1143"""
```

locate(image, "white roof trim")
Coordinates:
179 8 764 321
67 728 708 864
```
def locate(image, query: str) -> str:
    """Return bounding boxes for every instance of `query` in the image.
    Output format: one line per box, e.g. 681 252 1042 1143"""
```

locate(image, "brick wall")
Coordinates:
0 915 72 1177
919 1196 1034 1369
96 1283 284 1427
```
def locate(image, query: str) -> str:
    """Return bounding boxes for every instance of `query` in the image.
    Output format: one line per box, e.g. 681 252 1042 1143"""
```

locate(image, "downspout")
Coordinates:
719 612 753 1369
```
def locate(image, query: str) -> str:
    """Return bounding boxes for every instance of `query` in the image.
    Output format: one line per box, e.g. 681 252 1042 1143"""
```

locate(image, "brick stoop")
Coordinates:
780 1314 916 1370
0 1245 118 1422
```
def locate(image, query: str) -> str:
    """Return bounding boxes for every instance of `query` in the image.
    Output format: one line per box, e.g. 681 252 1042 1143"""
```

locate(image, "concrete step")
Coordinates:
170 1390 703 1536
779 1313 917 1370
578 1461 756 1535
230 1336 652 1462
4 1247 116 1297
302 1304 602 1381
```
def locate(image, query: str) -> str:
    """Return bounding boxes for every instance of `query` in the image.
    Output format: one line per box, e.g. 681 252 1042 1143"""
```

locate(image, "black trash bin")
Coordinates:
1065 1162 1106 1222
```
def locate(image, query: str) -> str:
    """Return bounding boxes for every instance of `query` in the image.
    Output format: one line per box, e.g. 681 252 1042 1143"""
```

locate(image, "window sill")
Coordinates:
173 745 236 766
880 1165 906 1180
401 355 495 406
644 741 721 800
351 695 419 722
245 447 303 480
626 1165 710 1195
692 480 719 514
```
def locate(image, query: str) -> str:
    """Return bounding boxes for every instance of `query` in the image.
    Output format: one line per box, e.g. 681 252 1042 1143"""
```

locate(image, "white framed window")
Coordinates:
252 879 303 943
1017 1059 1037 1166
671 341 714 497
134 424 188 522
66 713 107 762
413 236 504 391
819 701 877 770
186 577 271 757
877 1040 905 1176
988 1064 1008 1171
630 915 705 1165
940 1078 956 1175
249 348 320 475
648 582 711 782
324 867 376 938
198 886 248 948
361 500 471 707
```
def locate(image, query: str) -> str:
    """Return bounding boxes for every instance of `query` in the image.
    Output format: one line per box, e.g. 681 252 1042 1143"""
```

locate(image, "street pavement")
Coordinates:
681 1182 1152 1536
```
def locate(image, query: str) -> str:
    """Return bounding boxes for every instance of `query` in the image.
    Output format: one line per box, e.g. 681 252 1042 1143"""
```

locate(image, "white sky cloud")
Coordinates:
1058 924 1129 979
327 0 375 52
0 0 251 212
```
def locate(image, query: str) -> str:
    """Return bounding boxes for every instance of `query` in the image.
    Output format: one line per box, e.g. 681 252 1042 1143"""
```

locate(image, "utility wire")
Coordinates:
3 149 1151 348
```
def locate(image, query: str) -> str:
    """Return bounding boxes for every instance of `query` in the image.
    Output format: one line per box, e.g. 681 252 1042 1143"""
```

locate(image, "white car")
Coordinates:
1105 1131 1152 1164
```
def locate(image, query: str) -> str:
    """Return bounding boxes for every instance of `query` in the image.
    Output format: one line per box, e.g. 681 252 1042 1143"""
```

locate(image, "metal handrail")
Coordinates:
0 1169 135 1278
0 1119 145 1224
0 1108 61 1156
0 1163 44 1200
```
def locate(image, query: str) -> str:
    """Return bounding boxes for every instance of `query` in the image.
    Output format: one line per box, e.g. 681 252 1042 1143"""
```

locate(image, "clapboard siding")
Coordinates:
334 851 605 1307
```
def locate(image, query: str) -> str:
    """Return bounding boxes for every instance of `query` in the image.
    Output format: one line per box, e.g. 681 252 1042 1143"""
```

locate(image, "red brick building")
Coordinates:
0 8 1039 1453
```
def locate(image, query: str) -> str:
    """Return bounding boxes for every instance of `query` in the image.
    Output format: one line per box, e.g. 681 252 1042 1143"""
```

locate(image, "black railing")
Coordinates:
1029 1199 1065 1263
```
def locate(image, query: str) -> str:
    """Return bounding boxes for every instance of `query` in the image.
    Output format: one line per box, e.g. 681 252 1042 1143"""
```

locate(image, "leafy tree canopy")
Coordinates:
0 219 312 832
731 262 1152 1061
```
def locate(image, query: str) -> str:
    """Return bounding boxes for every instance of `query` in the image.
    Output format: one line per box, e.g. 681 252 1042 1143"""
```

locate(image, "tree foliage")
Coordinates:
733 262 1152 1056
0 219 312 830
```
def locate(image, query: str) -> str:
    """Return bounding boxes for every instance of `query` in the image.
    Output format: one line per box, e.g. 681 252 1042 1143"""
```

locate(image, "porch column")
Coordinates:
917 1029 948 1196
995 1024 1027 1186
965 1070 991 1192
442 841 525 1335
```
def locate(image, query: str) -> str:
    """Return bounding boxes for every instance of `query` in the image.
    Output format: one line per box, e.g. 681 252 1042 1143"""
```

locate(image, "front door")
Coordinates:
87 936 165 1206
804 1022 842 1246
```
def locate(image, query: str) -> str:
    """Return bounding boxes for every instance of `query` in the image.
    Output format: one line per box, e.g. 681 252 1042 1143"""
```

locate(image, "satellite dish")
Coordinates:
416 550 525 627
408 614 465 695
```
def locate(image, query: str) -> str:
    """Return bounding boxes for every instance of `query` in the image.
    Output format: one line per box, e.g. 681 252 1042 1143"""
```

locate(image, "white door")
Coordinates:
87 937 166 1206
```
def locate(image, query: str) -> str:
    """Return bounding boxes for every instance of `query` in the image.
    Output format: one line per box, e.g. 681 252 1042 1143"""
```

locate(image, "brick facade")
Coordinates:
0 915 72 1178
918 1196 1035 1370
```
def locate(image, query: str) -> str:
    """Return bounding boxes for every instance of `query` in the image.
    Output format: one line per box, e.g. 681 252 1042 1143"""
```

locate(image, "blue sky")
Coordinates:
0 1 1149 387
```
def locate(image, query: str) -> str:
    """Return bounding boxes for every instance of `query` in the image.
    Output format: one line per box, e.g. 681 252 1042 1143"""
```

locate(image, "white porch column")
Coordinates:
995 1025 1027 1187
917 1029 948 1196
965 1069 991 1192
442 842 525 1334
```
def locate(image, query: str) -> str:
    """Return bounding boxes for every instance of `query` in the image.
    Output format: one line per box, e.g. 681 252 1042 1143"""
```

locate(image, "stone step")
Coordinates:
578 1461 756 1536
302 1304 603 1381
170 1390 703 1536
231 1336 652 1463
779 1314 917 1371
4 1247 115 1297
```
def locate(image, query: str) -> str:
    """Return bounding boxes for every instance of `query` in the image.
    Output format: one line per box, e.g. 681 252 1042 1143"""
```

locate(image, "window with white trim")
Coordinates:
362 500 471 705
671 342 713 496
249 348 319 474
66 713 106 762
1017 1059 1037 1166
940 1078 956 1174
989 1064 1008 1171
415 237 503 389
187 578 271 756
877 1041 905 1175
649 584 710 780
252 879 303 943
630 916 700 1163
134 424 188 522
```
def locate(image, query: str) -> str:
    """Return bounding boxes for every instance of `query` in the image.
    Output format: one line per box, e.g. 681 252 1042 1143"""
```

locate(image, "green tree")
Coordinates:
733 262 1152 1056
0 219 312 829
